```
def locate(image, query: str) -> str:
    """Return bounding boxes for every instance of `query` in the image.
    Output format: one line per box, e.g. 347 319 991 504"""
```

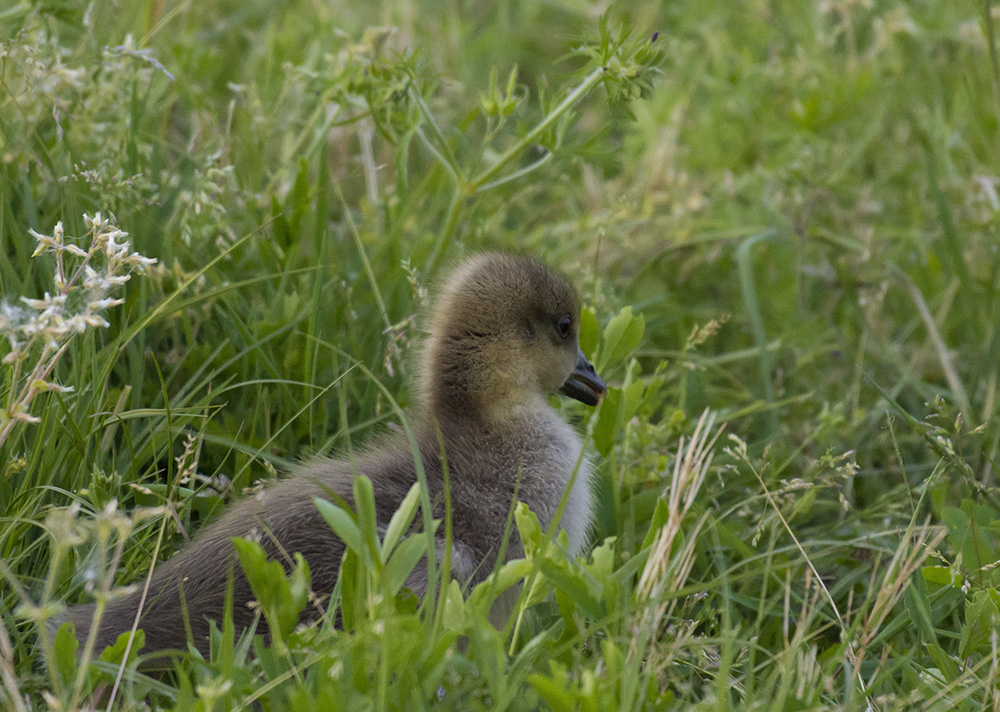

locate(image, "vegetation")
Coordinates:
2 1 999 709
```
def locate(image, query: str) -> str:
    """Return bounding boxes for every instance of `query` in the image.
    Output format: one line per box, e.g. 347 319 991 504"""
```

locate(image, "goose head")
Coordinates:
421 253 606 422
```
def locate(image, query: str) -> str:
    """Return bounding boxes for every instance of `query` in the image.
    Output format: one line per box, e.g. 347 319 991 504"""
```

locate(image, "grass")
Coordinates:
2 0 1000 709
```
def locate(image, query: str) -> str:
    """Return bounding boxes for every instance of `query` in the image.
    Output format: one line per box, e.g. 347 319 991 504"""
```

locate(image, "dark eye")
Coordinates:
556 315 572 339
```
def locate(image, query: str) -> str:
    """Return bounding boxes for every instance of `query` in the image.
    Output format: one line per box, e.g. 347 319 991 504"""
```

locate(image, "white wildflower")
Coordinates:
82 265 107 291
87 298 124 310
20 292 66 313
1 212 156 446
77 314 110 328
10 407 41 424
103 232 121 260
62 243 88 258
125 253 158 272
83 212 104 232
31 380 75 394
29 226 62 256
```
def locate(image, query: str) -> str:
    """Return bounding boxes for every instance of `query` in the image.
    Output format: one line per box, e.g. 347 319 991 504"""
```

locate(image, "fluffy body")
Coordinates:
59 253 600 655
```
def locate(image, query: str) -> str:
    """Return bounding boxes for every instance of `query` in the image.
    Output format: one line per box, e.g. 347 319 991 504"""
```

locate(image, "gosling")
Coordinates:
58 253 606 655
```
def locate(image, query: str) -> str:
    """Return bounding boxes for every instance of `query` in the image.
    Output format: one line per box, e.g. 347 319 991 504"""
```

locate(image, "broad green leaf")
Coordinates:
579 306 599 358
960 589 1000 658
382 483 421 556
924 642 960 684
99 629 145 667
592 387 622 457
469 558 533 610
314 497 366 564
528 675 574 712
921 566 961 587
597 306 644 372
537 559 604 619
942 501 1000 584
52 621 78 690
590 537 615 574
442 578 466 632
353 476 380 564
514 502 543 555
641 498 671 551
232 538 311 644
528 663 575 712
592 360 645 456
384 535 428 595
339 548 361 631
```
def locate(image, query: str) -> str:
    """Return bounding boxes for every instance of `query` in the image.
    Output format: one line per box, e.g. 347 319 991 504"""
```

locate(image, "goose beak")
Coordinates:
559 348 607 406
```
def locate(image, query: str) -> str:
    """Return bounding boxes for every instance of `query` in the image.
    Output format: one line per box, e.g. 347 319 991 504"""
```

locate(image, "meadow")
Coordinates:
2 1 999 709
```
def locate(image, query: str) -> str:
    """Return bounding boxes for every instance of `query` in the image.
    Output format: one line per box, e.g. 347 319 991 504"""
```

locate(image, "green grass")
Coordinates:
3 1 1000 709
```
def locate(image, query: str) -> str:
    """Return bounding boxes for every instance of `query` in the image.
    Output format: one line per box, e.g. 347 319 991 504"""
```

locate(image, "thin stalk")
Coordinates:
0 616 27 712
475 150 552 194
333 180 393 333
424 67 605 278
0 341 67 447
425 186 464 280
410 84 460 177
470 67 604 191
414 127 460 183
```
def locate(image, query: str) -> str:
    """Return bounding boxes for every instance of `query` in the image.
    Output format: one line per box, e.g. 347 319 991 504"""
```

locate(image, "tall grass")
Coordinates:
2 1 1000 709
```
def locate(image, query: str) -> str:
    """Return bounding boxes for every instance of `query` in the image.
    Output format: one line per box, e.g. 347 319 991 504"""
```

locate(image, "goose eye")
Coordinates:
556 315 572 339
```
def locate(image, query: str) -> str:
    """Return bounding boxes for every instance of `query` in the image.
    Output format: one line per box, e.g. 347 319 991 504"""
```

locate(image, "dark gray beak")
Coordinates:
559 348 607 406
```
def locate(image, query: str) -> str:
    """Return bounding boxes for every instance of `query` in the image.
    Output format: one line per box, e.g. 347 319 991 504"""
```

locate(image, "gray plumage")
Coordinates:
57 253 606 655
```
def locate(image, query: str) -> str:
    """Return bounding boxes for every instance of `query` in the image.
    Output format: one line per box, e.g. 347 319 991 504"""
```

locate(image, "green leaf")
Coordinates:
924 642 960 684
597 306 644 372
641 497 672 550
384 535 428 595
904 576 936 643
528 675 574 712
514 503 543 555
528 663 575 712
352 476 381 565
442 578 466 632
589 538 615 577
592 386 622 457
960 589 1000 658
287 553 312 613
592 359 645 457
382 483 420 556
621 367 645 416
52 621 78 690
315 497 367 564
537 559 604 619
469 558 533 611
232 537 311 645
94 628 146 683
339 548 362 631
942 501 1000 584
921 565 962 587
579 306 599 358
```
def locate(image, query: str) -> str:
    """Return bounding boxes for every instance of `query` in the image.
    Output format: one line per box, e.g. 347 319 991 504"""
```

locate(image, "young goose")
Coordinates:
59 253 606 655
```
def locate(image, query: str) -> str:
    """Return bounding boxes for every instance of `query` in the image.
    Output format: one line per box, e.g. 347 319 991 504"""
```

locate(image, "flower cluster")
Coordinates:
0 214 156 445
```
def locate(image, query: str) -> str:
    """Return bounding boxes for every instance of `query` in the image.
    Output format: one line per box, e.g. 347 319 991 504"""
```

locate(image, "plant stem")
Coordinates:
425 67 605 278
0 341 66 447
470 66 604 192
410 84 460 177
425 186 464 279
